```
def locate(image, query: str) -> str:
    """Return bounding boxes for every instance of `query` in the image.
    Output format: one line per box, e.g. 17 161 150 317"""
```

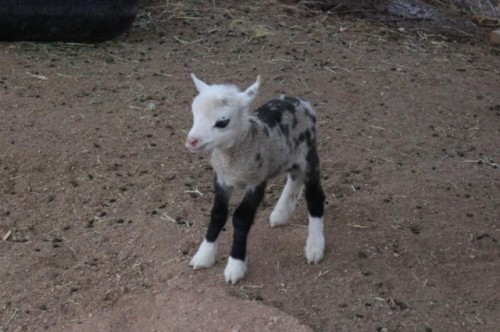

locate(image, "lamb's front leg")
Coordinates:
190 177 231 269
224 182 266 284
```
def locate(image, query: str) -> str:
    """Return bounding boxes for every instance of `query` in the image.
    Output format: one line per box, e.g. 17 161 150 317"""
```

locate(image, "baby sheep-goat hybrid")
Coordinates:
185 74 326 284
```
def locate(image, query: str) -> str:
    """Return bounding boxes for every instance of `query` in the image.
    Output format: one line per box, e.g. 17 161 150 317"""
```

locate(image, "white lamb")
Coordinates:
185 74 326 284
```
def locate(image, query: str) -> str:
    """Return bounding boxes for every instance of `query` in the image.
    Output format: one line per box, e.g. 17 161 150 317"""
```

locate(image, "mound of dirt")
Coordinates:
72 283 311 332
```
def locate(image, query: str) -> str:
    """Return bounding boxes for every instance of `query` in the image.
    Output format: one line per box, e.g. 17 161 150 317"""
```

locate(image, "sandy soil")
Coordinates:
1 1 499 331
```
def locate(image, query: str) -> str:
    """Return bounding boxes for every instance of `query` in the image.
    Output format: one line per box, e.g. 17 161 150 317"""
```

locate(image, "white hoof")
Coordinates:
269 208 291 227
305 216 325 264
224 257 247 284
190 239 218 269
305 235 325 263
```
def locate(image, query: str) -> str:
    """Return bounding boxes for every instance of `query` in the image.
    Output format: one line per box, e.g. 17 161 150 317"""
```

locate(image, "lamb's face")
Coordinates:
186 93 243 153
186 74 260 154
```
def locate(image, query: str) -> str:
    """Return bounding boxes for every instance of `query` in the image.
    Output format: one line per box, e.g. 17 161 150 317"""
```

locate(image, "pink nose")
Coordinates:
186 136 198 147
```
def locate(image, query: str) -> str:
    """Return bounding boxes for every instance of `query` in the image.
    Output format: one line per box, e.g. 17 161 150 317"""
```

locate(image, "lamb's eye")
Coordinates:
214 118 230 129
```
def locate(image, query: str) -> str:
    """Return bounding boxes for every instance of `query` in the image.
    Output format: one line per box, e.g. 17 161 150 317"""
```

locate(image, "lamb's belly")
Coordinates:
211 149 291 190
216 167 264 189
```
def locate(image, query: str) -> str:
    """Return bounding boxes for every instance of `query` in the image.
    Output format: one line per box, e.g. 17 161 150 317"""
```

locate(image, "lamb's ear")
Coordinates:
240 75 261 106
191 73 209 92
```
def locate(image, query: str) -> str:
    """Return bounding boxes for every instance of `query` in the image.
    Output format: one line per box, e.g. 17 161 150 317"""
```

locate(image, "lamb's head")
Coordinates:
186 73 261 153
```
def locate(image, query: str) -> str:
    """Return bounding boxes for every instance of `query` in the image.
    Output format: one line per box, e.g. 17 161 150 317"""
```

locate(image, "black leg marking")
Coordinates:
230 182 266 261
205 176 231 242
305 148 325 218
279 123 290 137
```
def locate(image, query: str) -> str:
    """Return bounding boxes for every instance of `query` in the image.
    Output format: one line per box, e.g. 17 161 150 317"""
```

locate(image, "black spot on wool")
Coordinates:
255 153 263 168
282 96 301 108
295 129 313 149
292 115 299 129
255 101 283 128
279 124 290 137
306 147 320 177
255 97 309 134
282 101 297 114
308 113 317 125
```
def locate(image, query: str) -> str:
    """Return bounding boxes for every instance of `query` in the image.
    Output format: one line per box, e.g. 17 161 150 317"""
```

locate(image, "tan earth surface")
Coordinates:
1 1 499 331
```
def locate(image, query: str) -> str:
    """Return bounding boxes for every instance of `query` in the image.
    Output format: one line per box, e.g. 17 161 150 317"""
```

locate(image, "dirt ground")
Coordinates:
1 1 499 331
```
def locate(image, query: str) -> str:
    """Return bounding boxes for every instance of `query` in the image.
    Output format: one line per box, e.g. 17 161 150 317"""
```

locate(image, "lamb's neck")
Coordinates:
220 124 253 154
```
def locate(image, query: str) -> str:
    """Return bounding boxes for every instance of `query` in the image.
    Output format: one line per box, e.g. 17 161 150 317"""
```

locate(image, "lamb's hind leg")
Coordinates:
190 176 231 269
270 168 304 227
304 149 326 264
